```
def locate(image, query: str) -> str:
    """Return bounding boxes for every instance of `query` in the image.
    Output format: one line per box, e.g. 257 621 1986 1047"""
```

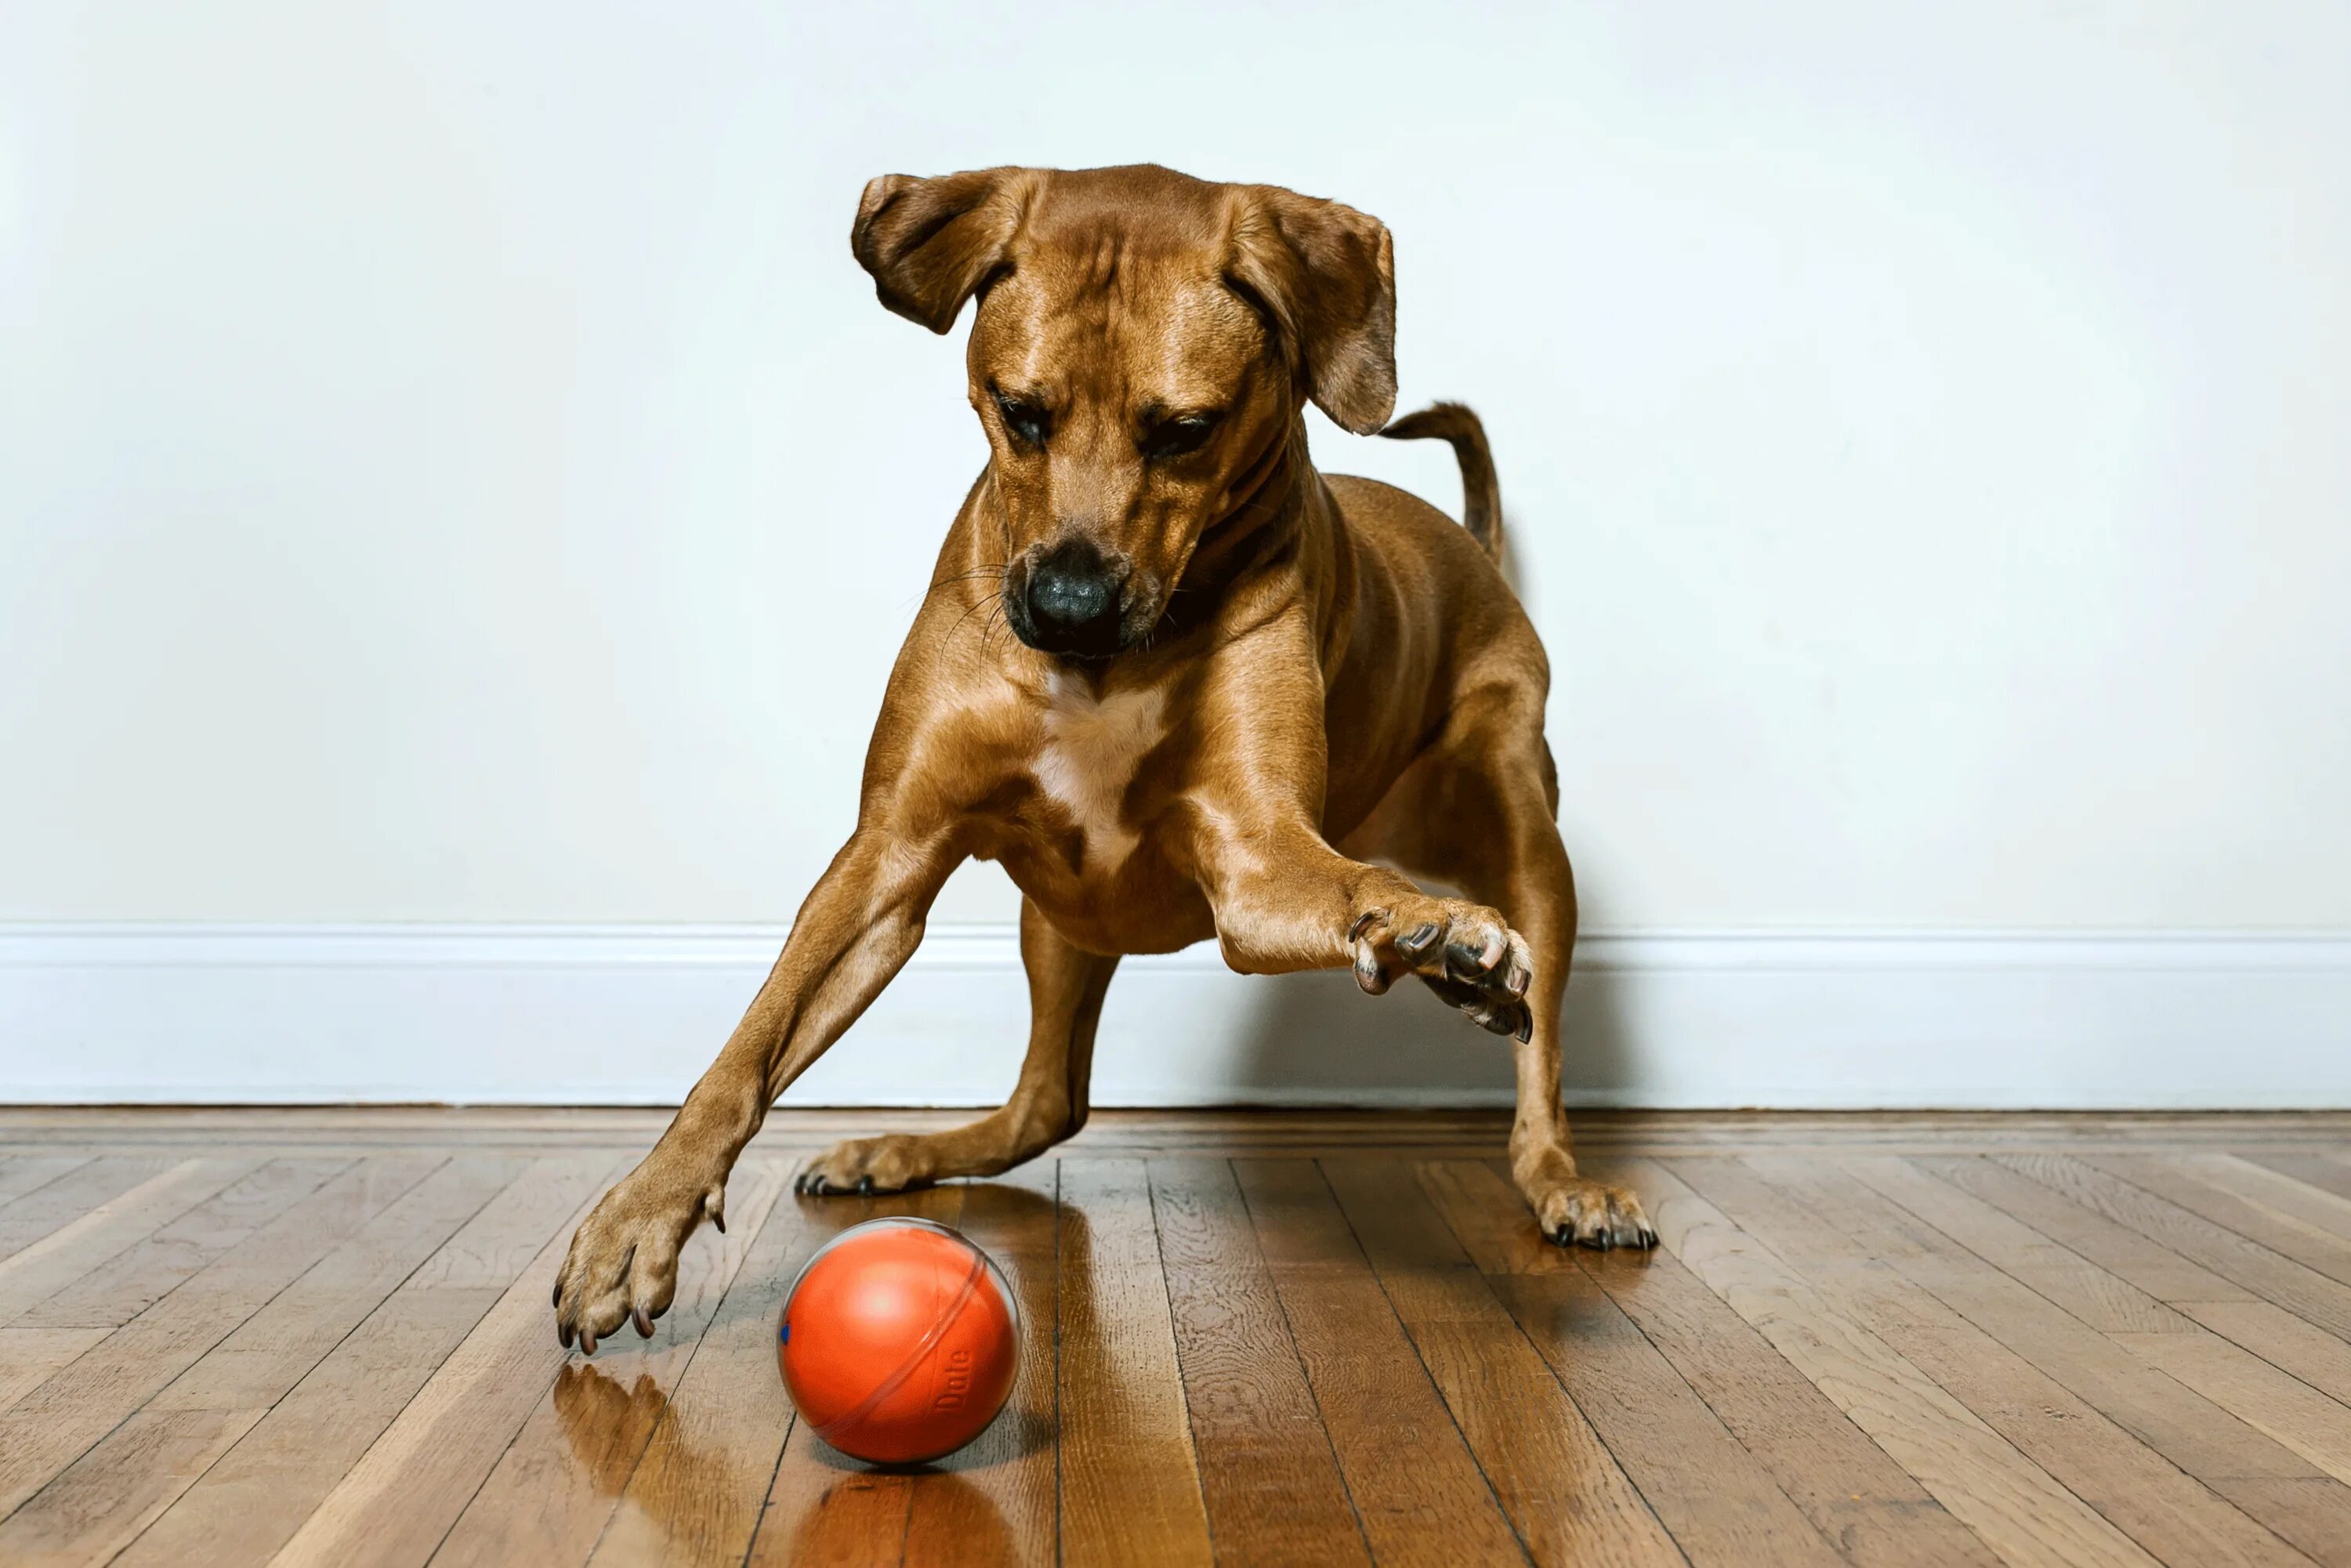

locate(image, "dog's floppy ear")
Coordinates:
1226 186 1397 434
850 167 1031 334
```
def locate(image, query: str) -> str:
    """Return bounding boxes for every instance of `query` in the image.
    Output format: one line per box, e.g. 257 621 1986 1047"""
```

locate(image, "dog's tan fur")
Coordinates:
553 164 1653 1353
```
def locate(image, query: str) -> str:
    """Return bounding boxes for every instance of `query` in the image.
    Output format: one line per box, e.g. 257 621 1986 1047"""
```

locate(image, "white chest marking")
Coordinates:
1034 671 1168 870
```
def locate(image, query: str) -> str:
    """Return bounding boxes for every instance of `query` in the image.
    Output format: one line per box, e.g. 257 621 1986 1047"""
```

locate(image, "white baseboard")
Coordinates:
3 924 2347 1109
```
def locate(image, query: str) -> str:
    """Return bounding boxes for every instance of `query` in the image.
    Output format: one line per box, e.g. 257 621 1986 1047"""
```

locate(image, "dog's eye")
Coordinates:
1143 410 1223 461
993 392 1051 449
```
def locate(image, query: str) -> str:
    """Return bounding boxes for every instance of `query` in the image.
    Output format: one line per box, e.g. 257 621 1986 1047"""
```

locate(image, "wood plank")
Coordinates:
1572 1156 2001 1568
0 1154 526 1567
0 1158 94 1209
1708 1154 2327 1568
1842 1157 2190 1334
2179 1302 2351 1407
0 1406 262 1568
746 1185 969 1568
12 1157 355 1331
1319 1155 1683 1567
0 1153 448 1516
0 1157 187 1263
1994 1154 2351 1343
433 1158 788 1568
2244 1155 2351 1210
1233 1157 1522 1568
108 1153 618 1568
147 1154 529 1413
1622 1156 2160 1568
0 1157 256 1325
269 1159 781 1568
2187 1155 2351 1243
1052 1157 1214 1567
1150 1156 1369 1567
899 1168 1061 1568
1418 1159 1842 1567
2116 1329 2351 1488
2085 1155 2351 1282
1917 1154 2259 1304
0 1159 353 1415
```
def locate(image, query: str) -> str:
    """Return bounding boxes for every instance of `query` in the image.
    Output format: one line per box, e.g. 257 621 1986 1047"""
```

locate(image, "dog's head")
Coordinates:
851 164 1395 659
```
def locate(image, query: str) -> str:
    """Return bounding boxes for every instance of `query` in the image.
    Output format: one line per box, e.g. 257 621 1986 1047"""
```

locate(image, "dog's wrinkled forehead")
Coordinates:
978 192 1263 408
849 162 1398 433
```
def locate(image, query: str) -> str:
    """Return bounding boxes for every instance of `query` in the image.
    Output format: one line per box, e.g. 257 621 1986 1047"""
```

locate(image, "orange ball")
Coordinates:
777 1216 1020 1465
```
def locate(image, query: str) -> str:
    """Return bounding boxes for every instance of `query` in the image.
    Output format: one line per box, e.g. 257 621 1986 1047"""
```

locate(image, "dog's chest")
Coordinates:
1032 672 1168 870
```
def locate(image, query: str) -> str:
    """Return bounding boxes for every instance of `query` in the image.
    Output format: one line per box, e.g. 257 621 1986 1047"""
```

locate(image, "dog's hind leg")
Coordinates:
796 897 1118 1194
1352 708 1657 1251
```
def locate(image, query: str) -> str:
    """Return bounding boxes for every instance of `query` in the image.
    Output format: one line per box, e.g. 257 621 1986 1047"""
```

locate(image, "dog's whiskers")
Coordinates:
947 590 1005 645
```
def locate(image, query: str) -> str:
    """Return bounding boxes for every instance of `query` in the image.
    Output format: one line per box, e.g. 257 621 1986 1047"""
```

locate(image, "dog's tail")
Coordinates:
1379 401 1502 562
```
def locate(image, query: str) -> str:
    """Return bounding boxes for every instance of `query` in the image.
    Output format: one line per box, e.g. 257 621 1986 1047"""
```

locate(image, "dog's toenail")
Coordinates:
634 1306 654 1338
1349 910 1383 942
1399 922 1441 954
1445 940 1491 977
857 1176 875 1194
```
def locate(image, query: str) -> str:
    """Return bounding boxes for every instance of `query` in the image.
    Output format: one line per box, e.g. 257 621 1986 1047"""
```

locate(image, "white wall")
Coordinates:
3 3 2348 1104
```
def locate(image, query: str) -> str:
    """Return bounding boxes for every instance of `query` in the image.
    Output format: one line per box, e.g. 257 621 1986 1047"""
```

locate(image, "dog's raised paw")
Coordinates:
1350 898 1534 1037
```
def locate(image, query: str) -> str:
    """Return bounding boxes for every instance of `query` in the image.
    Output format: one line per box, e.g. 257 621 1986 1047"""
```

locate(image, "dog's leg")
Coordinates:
552 829 954 1351
1469 766 1656 1251
1195 813 1536 1037
1377 733 1657 1250
795 897 1119 1193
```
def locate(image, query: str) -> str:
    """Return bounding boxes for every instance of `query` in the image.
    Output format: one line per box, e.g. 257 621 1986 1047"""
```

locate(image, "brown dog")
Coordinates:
552 163 1655 1353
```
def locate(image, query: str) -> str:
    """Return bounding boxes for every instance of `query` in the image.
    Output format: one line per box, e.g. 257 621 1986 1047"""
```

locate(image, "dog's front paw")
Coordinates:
1529 1173 1657 1251
552 1161 724 1354
794 1134 933 1196
1349 897 1534 1038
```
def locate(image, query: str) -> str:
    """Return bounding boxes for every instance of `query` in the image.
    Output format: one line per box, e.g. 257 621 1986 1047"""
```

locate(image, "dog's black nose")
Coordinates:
1020 539 1126 657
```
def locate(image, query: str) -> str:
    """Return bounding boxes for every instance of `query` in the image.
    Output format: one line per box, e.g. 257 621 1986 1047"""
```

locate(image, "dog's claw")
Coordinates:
857 1175 875 1195
1638 1228 1661 1250
633 1305 654 1338
581 1329 597 1356
1397 922 1442 957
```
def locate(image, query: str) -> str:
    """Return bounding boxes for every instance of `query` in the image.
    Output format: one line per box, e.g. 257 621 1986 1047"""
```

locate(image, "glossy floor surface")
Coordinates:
1 1109 2349 1566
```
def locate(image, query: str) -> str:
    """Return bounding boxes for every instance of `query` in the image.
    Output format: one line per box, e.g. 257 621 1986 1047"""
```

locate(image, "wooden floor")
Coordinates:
2 1111 2350 1566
